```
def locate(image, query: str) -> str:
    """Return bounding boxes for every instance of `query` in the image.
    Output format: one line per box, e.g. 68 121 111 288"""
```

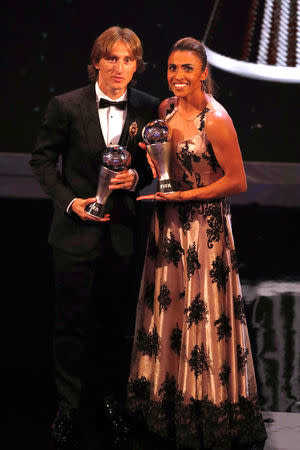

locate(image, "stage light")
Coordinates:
203 0 300 83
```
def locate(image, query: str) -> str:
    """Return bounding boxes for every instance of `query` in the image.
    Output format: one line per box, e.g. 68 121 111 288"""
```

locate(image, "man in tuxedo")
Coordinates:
30 26 159 448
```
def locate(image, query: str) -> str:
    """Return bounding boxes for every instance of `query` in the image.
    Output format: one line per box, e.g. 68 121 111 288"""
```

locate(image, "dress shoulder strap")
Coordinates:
195 107 211 132
163 97 178 121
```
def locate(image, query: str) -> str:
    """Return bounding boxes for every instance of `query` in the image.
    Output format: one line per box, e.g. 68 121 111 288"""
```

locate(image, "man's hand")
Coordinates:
109 170 136 190
71 197 110 222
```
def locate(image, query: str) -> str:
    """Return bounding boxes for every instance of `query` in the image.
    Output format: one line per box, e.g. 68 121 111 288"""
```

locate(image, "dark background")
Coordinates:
2 0 299 162
1 1 299 448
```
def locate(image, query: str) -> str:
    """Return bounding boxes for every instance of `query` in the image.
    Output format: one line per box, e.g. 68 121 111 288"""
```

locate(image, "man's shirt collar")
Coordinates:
95 82 127 102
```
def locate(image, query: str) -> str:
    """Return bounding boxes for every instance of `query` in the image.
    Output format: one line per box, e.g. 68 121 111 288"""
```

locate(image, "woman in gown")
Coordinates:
127 38 267 449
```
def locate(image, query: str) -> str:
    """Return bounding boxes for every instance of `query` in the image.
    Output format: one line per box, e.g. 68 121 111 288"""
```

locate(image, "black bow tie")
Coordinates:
99 98 127 110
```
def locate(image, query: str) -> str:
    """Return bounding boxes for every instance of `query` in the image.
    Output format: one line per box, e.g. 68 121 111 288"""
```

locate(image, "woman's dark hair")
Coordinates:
169 37 214 95
87 26 146 84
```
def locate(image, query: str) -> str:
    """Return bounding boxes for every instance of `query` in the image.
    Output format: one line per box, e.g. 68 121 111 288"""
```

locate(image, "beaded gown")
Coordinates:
128 97 266 449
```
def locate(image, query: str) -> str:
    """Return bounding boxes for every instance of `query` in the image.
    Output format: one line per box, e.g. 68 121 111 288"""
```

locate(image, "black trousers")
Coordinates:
52 243 138 421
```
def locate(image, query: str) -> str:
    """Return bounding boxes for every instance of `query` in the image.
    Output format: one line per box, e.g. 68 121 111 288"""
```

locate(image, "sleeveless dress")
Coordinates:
127 97 266 449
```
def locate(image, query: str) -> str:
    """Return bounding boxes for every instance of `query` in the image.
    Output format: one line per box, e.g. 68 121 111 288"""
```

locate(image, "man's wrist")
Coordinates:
66 198 77 214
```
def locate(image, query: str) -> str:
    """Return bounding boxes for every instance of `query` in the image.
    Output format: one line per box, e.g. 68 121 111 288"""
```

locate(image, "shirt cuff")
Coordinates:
66 198 77 214
129 169 139 192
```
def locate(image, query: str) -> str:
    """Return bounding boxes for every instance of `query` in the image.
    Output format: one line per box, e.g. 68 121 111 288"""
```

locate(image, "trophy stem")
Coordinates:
146 142 175 193
85 166 117 218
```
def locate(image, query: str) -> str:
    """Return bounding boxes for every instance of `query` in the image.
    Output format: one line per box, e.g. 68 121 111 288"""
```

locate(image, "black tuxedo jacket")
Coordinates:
31 84 159 256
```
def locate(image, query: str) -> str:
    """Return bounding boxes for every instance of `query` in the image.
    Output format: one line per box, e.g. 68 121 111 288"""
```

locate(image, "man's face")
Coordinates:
95 40 137 99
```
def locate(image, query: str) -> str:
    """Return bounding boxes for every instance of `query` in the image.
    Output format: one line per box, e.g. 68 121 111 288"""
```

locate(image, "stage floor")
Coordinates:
263 412 300 450
3 413 300 449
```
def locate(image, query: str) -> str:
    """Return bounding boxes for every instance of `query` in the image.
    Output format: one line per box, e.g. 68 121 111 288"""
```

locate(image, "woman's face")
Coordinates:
167 50 208 98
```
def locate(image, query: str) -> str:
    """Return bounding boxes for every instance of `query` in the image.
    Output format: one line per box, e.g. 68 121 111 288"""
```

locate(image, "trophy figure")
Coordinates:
142 119 175 193
85 145 131 218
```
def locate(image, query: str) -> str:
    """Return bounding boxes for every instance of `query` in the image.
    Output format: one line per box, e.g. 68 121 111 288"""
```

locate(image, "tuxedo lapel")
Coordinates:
79 84 106 153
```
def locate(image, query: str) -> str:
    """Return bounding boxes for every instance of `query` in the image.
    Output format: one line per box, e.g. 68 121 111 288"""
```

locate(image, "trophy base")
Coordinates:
85 202 105 218
158 179 175 193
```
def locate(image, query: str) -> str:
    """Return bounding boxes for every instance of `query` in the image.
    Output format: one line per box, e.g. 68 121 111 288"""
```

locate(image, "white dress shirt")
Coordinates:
96 83 127 146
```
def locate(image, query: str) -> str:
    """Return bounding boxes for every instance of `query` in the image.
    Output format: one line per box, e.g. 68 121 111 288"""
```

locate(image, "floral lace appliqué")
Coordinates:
198 107 210 132
128 375 150 403
127 376 151 417
214 313 232 342
177 201 201 233
177 141 201 174
166 101 175 118
189 343 210 378
201 142 221 173
187 242 201 279
219 362 231 386
127 378 267 449
182 171 194 189
209 255 230 292
170 323 182 355
184 293 208 328
237 344 249 375
234 295 246 324
162 232 184 267
195 172 204 188
137 325 160 359
203 202 224 249
159 372 184 404
157 282 171 314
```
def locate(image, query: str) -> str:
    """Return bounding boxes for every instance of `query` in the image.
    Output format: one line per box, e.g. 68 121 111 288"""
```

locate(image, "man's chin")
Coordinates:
110 83 127 92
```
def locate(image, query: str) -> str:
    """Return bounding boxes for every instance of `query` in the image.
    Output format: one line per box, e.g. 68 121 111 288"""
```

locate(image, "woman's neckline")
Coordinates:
176 95 212 121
